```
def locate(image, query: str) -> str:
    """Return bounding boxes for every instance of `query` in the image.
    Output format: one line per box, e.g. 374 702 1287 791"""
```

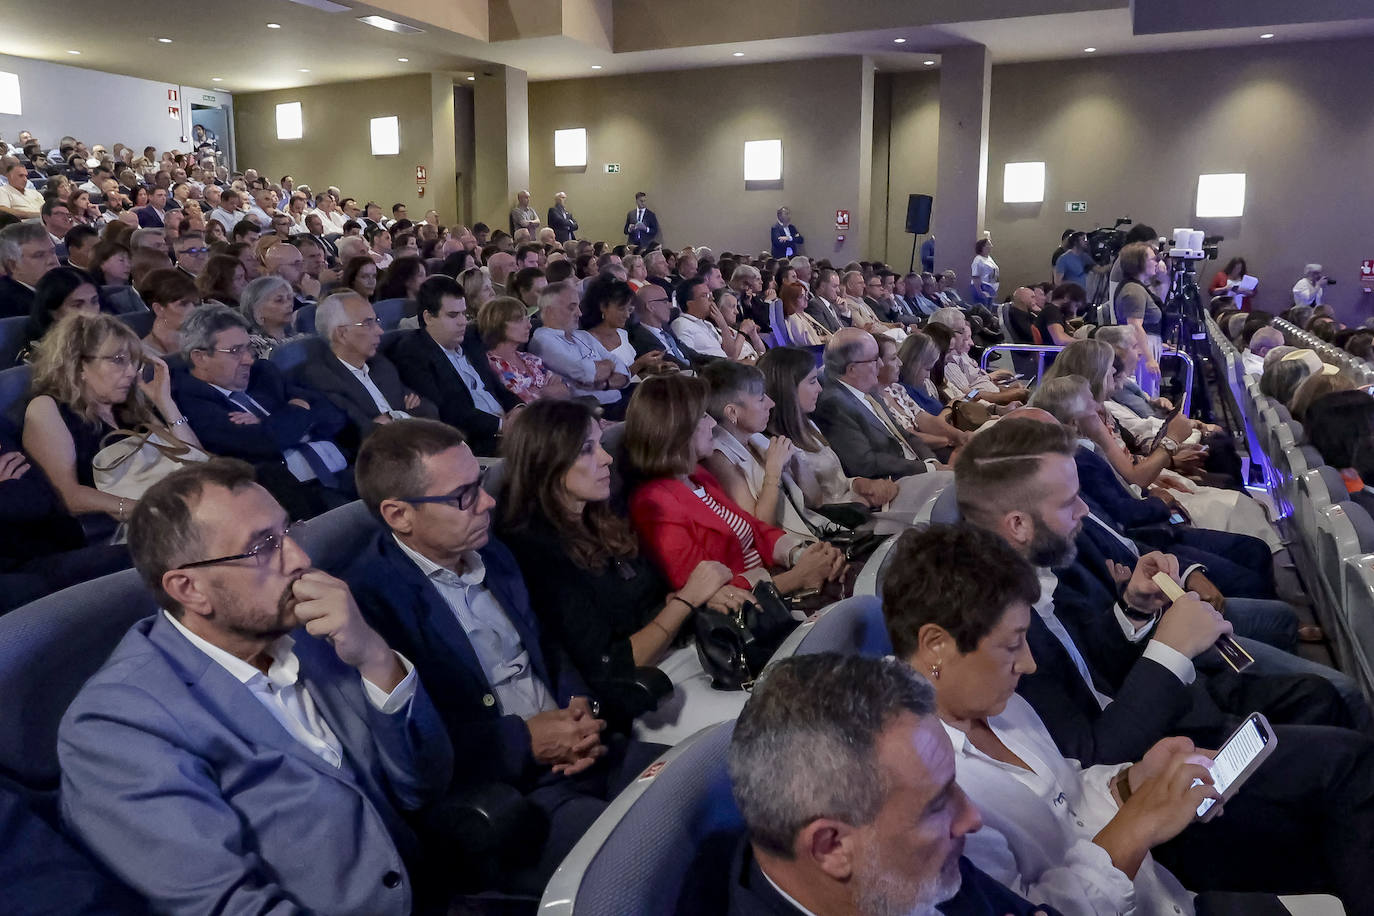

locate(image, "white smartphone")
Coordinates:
1194 712 1277 822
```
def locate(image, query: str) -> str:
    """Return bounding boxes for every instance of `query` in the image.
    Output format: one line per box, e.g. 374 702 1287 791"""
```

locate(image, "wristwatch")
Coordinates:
1158 436 1180 456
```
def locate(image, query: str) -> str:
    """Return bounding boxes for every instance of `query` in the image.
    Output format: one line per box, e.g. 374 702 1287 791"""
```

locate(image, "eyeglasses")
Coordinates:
179 246 211 255
176 521 304 570
346 317 382 329
84 353 141 369
398 471 488 512
198 344 254 359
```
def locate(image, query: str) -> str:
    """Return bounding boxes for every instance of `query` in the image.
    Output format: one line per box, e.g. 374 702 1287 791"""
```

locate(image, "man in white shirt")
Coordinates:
58 458 452 915
1292 263 1327 307
209 188 244 232
927 307 1028 406
530 280 631 411
245 187 279 229
671 276 730 359
0 158 43 218
1242 327 1283 376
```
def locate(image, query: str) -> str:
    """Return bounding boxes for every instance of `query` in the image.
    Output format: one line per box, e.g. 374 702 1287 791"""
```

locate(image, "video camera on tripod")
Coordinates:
1082 217 1134 267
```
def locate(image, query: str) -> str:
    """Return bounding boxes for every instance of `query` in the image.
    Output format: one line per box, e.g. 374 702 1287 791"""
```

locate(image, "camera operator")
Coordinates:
1292 263 1329 307
1053 230 1107 289
1113 241 1167 392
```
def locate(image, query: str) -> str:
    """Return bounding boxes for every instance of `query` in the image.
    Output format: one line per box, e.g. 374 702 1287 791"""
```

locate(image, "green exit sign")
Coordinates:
604 163 621 173
1065 201 1087 213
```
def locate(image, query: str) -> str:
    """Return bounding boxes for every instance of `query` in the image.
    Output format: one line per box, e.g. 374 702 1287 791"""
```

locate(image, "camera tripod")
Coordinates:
1162 255 1214 422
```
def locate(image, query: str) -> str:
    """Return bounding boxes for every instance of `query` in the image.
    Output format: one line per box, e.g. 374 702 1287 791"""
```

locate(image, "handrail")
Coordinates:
978 342 1195 414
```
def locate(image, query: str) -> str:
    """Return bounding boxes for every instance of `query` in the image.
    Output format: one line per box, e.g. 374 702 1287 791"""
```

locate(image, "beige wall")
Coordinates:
969 37 1374 322
526 57 874 259
879 71 941 267
232 74 459 224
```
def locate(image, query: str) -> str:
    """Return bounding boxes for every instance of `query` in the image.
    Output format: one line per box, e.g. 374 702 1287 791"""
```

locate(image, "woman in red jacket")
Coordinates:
625 374 845 595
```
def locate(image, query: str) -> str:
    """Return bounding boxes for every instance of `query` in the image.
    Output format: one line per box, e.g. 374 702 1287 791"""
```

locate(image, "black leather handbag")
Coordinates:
693 581 801 691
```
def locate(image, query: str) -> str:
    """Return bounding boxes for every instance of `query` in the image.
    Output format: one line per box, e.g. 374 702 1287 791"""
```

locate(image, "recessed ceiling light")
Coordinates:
267 22 281 29
893 38 906 44
397 57 408 62
211 77 223 82
357 14 424 34
732 51 745 57
466 75 475 81
66 49 81 55
298 68 311 72
1260 32 1275 39
924 59 936 66
156 37 173 43
1083 46 1097 53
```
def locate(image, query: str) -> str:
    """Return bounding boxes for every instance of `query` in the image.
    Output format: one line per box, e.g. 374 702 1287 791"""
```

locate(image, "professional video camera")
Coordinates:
1082 218 1133 267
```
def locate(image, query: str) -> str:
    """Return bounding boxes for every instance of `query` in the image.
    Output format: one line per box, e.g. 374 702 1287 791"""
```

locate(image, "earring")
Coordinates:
929 664 941 681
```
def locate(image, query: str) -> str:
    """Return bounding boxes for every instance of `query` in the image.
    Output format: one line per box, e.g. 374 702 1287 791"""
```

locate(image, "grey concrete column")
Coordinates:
473 65 530 230
933 45 991 283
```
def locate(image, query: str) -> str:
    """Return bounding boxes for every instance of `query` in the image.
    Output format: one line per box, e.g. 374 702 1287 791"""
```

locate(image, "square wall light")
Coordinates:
275 101 302 140
1003 161 1045 203
744 139 782 180
0 72 20 116
370 116 399 155
554 128 587 167
1196 173 1246 218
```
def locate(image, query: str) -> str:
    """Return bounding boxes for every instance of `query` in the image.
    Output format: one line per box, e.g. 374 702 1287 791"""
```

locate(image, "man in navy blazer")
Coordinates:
58 458 453 916
768 206 804 259
727 654 1060 916
623 191 659 248
345 419 663 888
386 275 521 456
134 187 169 228
173 304 353 519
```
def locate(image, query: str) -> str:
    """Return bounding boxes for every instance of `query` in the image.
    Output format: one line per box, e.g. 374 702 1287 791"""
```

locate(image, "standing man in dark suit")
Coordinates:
387 275 520 456
547 191 578 243
293 292 437 451
0 222 60 318
812 328 938 480
346 419 664 890
727 653 1059 916
173 305 353 519
623 191 659 249
768 206 804 259
59 459 453 916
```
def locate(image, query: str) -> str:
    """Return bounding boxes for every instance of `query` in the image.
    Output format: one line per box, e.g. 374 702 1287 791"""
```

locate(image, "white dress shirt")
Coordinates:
529 326 628 405
208 206 243 231
1291 277 1323 307
337 356 408 419
1241 349 1266 377
671 313 728 358
162 609 417 768
439 346 506 416
0 182 44 213
944 694 1195 916
392 536 557 719
942 352 999 399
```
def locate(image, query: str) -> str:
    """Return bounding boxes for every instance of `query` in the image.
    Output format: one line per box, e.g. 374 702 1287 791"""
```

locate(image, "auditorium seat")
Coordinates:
0 364 32 438
539 721 734 916
114 309 154 339
100 286 146 315
1315 500 1374 611
0 315 27 368
851 533 899 597
373 297 408 331
768 298 790 346
269 335 325 375
424 257 445 275
768 595 890 662
293 303 317 334
291 499 379 575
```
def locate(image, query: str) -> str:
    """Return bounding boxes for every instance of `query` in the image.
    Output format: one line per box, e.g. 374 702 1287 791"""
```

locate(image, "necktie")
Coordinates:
863 393 918 460
228 391 338 487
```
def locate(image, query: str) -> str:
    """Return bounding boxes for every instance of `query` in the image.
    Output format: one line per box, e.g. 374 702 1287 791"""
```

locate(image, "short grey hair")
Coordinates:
180 303 250 362
789 256 810 271
336 236 369 263
538 279 575 314
0 222 47 269
928 307 965 331
727 653 936 859
1028 375 1095 425
822 332 868 380
238 275 293 329
729 264 761 289
1094 325 1134 349
130 227 164 250
315 290 365 340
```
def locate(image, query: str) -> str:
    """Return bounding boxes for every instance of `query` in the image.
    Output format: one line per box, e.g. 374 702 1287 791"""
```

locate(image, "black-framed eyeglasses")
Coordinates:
175 521 304 570
398 470 488 512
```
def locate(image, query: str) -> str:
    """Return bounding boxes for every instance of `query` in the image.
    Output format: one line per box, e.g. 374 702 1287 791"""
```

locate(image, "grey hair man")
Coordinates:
789 255 812 285
0 222 60 317
726 652 988 916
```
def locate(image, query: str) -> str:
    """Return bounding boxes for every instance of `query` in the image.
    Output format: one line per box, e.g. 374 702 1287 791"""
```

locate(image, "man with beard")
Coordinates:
953 415 1374 910
57 459 453 915
726 653 1058 915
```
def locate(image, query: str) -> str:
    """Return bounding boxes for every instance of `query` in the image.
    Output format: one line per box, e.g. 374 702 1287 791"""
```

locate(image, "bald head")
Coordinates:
1012 287 1035 310
1248 327 1284 357
487 251 517 286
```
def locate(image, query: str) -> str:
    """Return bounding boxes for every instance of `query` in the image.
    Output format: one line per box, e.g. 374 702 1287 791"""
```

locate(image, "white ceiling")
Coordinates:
1 0 1372 92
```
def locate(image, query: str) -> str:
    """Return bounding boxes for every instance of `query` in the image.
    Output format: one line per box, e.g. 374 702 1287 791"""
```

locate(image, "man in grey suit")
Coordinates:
58 459 453 916
294 291 437 451
805 267 847 333
812 328 938 480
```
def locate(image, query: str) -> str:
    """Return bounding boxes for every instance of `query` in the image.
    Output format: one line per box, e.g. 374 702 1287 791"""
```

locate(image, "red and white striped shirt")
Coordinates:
692 485 763 570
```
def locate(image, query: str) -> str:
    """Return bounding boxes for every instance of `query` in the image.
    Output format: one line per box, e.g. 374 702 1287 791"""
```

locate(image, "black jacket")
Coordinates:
384 328 519 456
291 345 437 451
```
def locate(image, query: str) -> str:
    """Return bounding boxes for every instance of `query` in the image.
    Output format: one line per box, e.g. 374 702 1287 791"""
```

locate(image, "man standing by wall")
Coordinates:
770 206 804 258
509 190 540 237
624 192 659 249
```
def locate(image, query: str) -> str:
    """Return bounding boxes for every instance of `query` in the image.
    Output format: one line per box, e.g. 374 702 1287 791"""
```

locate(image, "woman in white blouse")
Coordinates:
971 237 1000 305
881 524 1300 916
580 276 673 378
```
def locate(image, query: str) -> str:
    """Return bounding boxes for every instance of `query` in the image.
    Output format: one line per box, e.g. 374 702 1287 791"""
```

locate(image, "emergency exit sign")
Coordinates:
1065 201 1087 213
604 163 621 173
